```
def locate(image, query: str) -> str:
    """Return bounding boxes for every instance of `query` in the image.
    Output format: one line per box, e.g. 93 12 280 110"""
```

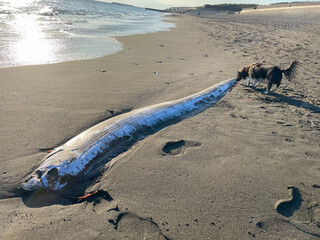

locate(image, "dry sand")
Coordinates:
1 6 320 240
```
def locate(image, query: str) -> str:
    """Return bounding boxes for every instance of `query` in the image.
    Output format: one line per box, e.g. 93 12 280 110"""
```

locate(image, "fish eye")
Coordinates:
35 170 43 178
47 167 59 182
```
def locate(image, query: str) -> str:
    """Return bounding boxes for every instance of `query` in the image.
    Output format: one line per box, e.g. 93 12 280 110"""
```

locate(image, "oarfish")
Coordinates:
21 79 237 192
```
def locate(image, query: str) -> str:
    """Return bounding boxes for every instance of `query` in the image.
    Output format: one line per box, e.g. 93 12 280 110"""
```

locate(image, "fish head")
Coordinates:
21 149 78 192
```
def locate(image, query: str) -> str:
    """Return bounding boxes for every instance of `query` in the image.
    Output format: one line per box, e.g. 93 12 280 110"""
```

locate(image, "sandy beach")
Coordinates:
1 6 320 240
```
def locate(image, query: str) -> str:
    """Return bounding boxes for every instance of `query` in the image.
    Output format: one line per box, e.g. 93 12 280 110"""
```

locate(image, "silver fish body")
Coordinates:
21 79 237 192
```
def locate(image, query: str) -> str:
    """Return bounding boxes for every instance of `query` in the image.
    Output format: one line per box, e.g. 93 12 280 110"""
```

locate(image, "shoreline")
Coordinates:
0 12 174 69
1 7 320 240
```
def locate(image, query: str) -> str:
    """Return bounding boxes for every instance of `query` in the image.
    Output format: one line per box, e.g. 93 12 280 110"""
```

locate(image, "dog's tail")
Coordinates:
281 61 300 81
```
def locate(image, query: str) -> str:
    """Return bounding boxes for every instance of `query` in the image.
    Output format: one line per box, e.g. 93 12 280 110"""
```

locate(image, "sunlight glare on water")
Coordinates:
8 14 58 66
1 0 62 66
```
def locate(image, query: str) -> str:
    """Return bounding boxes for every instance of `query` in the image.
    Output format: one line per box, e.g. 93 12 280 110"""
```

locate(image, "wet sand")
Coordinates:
1 6 320 240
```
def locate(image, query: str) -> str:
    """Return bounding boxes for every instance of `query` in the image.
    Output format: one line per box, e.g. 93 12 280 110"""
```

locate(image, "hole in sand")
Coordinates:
162 140 202 155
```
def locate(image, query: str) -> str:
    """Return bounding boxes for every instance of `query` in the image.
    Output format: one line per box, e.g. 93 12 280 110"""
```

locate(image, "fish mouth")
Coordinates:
21 177 43 192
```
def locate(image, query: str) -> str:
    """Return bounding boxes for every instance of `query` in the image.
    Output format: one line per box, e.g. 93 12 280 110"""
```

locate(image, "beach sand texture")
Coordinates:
1 6 320 240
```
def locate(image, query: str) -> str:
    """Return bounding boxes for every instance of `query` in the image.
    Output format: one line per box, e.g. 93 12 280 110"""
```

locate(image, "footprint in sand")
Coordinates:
313 209 320 228
108 211 169 239
274 186 302 217
252 187 320 238
162 140 201 156
255 217 320 238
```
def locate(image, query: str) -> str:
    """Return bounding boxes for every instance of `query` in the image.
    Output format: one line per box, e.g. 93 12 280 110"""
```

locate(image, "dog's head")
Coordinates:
236 67 249 81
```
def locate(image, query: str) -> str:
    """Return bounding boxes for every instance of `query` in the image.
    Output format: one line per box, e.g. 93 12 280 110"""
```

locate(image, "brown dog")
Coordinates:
236 61 300 93
236 62 264 86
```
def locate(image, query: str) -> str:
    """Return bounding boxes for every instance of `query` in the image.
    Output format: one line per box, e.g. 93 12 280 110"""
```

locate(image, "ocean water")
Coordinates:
0 0 174 67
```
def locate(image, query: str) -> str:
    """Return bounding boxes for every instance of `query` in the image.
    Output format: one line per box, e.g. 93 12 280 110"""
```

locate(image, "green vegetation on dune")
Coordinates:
204 4 258 12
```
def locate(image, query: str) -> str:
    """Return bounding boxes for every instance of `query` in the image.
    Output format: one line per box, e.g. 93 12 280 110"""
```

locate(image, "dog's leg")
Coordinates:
247 77 251 86
273 83 280 92
264 81 272 94
253 78 265 88
252 78 258 88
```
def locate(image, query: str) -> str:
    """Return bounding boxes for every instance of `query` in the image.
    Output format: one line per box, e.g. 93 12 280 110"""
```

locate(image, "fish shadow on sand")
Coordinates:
22 188 113 208
21 175 108 208
22 190 74 207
